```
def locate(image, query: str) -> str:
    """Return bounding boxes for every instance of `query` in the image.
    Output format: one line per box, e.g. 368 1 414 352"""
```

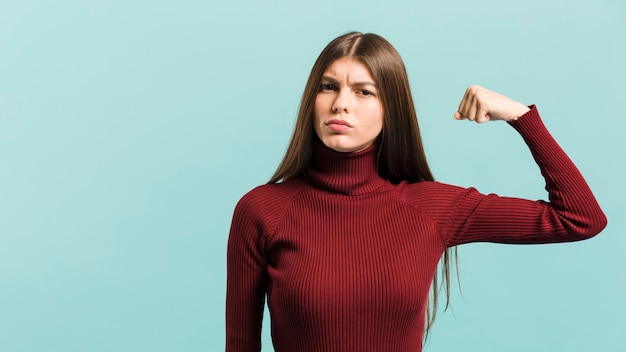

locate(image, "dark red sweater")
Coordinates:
226 106 607 351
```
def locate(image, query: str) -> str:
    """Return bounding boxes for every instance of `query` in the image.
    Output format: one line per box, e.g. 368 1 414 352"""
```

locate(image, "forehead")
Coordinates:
323 57 375 83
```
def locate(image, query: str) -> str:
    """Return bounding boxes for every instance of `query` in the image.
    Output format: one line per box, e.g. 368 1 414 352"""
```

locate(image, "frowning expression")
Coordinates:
314 57 383 153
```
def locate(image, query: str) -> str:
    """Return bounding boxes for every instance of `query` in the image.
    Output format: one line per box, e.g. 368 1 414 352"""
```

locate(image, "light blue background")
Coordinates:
1 0 624 351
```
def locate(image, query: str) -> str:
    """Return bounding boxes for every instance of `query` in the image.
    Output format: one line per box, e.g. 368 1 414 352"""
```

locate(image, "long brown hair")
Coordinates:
269 31 457 340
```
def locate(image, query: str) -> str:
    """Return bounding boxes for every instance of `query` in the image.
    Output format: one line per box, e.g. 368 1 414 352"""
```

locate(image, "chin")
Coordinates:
321 140 349 153
323 140 368 153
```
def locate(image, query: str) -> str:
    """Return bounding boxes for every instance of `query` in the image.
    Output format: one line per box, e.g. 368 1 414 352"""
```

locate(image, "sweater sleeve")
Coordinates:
226 190 269 351
428 105 607 247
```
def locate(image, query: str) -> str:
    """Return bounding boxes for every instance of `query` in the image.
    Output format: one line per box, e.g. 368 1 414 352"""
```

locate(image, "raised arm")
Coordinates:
430 86 607 246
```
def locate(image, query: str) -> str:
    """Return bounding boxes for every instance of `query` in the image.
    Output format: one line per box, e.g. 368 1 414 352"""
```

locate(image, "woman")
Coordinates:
226 32 607 351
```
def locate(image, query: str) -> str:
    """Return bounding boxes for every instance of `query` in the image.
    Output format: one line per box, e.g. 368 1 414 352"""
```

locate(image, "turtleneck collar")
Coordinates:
306 140 387 196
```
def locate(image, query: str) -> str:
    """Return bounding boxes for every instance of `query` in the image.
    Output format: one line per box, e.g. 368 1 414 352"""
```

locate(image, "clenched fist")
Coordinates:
454 85 530 123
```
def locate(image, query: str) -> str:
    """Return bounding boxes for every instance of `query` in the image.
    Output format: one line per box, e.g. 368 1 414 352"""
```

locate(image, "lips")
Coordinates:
325 119 352 132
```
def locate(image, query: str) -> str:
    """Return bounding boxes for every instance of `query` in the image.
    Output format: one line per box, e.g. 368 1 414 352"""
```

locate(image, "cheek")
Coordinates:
371 120 383 138
314 94 327 117
369 106 384 133
313 97 321 119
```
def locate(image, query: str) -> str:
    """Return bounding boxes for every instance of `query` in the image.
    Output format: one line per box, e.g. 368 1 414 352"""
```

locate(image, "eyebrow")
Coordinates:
321 76 377 87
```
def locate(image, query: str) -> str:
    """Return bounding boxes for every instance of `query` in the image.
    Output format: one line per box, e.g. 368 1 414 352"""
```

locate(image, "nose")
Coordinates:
332 88 350 114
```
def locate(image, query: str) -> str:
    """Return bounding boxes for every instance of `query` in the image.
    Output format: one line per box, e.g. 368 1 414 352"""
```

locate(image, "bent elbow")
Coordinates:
571 207 608 240
587 209 608 238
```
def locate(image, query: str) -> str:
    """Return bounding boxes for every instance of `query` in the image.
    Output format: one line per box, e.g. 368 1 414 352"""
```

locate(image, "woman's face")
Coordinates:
314 57 383 153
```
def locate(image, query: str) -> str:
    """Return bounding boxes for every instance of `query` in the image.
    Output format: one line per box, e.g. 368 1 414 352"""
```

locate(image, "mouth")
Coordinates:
325 119 352 127
325 119 352 132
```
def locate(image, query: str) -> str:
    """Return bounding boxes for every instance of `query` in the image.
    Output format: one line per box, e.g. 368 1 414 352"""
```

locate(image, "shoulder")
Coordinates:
232 179 309 231
396 180 475 204
237 179 307 210
394 180 485 217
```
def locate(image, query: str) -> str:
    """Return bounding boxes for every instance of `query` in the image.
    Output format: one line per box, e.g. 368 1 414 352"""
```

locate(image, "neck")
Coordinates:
306 140 386 195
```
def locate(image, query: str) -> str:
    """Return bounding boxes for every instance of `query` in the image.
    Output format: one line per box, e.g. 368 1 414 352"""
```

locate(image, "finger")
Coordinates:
473 95 486 123
455 87 471 119
475 106 489 123
466 90 478 121
478 93 492 123
471 86 491 123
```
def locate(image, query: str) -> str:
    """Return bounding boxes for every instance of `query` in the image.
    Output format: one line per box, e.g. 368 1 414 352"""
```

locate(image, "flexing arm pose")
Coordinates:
226 32 607 352
419 85 608 248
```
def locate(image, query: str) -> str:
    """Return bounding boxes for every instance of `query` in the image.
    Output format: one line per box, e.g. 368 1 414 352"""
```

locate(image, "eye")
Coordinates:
319 84 337 91
359 89 375 96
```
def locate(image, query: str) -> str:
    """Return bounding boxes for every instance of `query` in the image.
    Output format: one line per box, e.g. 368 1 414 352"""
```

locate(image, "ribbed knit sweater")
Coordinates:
226 106 607 351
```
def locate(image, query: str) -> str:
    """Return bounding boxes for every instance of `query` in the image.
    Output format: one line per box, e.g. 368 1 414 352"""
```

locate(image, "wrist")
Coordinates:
508 104 531 121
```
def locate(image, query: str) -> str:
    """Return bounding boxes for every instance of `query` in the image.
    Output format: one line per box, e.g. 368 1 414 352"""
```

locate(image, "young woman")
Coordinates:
226 32 607 351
